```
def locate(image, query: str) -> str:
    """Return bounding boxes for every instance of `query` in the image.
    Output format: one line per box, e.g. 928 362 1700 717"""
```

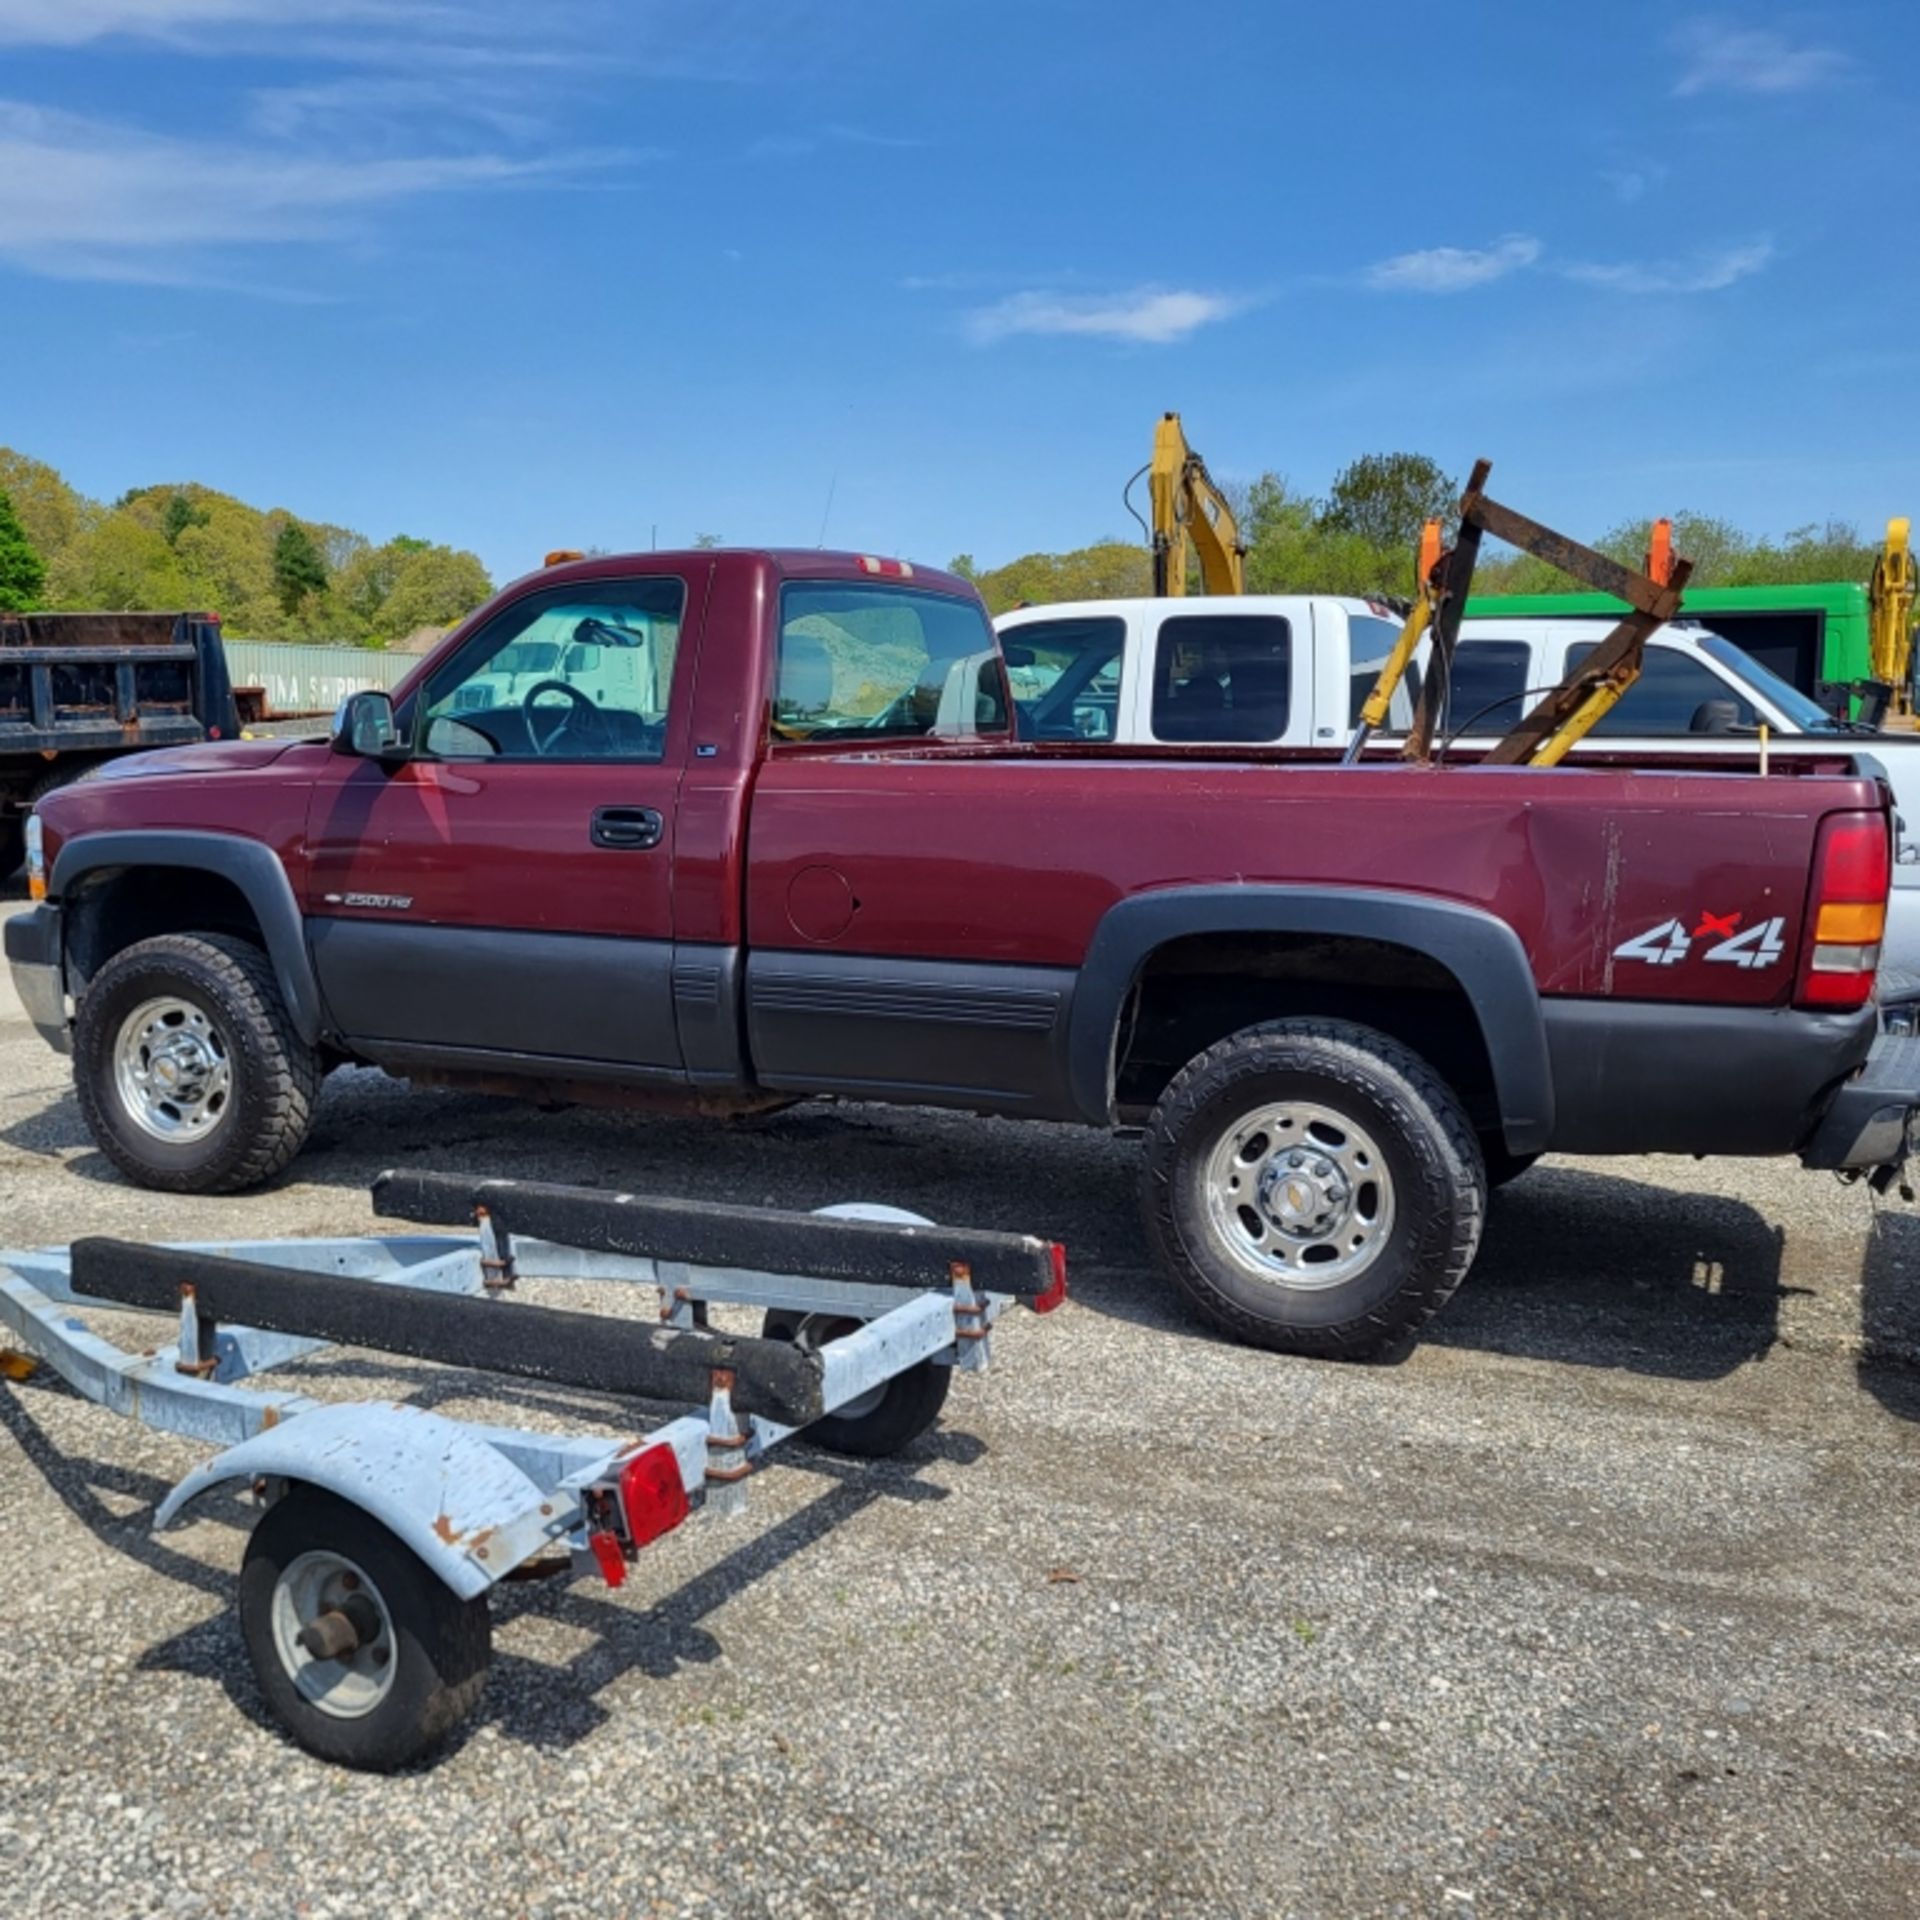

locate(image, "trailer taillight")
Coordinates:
1030 1243 1069 1314
1796 811 1890 1011
620 1443 691 1548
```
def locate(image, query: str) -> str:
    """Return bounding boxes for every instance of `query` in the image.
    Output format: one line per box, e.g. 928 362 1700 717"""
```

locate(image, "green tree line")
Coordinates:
953 451 1895 615
0 446 494 647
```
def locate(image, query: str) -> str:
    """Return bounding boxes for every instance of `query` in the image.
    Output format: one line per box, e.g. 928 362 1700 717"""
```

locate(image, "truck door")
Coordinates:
303 572 698 1074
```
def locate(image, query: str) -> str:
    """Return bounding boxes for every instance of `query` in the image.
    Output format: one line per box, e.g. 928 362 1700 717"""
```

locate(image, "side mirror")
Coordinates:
332 690 404 760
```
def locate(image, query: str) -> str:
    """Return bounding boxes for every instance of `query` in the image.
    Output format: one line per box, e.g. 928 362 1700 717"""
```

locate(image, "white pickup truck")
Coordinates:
996 595 1920 982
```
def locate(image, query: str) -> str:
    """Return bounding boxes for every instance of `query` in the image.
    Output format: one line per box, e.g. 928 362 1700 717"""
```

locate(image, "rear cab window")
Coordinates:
772 582 1008 742
1150 614 1292 743
1002 616 1125 741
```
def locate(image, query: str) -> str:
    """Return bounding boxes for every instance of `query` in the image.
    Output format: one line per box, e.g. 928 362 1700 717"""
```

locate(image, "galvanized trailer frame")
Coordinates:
0 1171 1065 1769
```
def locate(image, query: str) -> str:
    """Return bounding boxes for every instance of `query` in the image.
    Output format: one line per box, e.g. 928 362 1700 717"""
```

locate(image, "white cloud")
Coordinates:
1561 239 1775 294
1599 163 1668 205
247 75 549 146
1364 234 1541 293
964 287 1243 346
1673 18 1852 95
0 0 387 44
744 124 925 161
0 101 631 282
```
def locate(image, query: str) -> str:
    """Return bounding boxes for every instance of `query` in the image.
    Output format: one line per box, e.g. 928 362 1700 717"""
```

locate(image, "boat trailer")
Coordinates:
0 1170 1067 1770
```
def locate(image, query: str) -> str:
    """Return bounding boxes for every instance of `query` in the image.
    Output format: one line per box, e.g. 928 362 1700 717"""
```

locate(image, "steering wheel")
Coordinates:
521 679 608 756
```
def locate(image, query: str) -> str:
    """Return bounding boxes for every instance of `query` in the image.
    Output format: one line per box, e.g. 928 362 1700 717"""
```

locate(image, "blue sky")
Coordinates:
0 1 1911 581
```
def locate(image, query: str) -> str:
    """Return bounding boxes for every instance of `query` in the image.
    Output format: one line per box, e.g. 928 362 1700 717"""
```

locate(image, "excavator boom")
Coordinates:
1870 516 1916 707
1148 412 1246 596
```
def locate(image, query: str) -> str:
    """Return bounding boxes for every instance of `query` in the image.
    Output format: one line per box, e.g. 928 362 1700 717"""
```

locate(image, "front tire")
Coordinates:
1141 1018 1484 1359
239 1488 491 1772
73 932 320 1193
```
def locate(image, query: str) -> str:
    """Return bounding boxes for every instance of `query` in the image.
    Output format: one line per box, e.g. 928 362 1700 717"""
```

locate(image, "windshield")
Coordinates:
1697 632 1843 731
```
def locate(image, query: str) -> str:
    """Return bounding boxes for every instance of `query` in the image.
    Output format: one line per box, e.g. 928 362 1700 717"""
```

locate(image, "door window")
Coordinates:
421 578 686 760
1001 616 1126 740
1347 615 1416 728
1566 641 1759 734
1150 614 1291 743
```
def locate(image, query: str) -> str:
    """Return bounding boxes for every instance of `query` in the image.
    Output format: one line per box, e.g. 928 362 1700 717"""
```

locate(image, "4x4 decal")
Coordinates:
1613 912 1786 971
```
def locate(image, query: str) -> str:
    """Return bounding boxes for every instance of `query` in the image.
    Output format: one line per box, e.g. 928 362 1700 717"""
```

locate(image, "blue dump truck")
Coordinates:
0 610 239 876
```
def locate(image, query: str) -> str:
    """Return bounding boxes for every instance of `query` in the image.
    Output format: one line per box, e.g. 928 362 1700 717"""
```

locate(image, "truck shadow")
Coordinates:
1433 1166 1796 1381
0 1359 983 1767
1855 1208 1920 1422
0 1080 1821 1383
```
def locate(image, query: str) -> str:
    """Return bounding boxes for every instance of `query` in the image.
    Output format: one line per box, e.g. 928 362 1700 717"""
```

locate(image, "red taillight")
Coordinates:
619 1443 691 1548
1030 1242 1069 1314
1796 811 1891 1011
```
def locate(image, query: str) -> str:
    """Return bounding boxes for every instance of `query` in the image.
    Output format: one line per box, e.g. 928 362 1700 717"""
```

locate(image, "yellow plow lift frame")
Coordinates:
1349 468 1692 767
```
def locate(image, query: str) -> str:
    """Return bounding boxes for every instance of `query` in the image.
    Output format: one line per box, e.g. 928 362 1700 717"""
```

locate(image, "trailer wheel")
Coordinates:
761 1311 952 1457
239 1487 491 1772
73 932 320 1193
1141 1018 1484 1360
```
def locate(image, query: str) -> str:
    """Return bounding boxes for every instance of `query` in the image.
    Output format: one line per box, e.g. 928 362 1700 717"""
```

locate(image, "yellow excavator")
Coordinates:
1146 412 1246 596
1870 517 1917 708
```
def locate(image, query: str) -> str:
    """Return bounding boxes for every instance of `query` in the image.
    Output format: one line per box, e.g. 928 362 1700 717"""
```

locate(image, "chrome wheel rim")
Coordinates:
270 1549 396 1719
1202 1100 1396 1290
112 997 233 1143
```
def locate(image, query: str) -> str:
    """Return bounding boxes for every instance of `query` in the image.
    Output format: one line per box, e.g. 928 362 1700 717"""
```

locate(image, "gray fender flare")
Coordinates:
1067 884 1555 1155
153 1402 550 1600
51 829 325 1046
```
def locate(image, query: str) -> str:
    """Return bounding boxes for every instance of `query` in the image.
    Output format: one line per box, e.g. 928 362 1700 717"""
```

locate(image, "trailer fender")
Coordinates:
50 829 325 1045
154 1401 551 1600
1068 883 1555 1154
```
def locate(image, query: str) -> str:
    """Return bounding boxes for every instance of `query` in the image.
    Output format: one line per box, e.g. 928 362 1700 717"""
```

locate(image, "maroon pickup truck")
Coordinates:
9 549 1917 1357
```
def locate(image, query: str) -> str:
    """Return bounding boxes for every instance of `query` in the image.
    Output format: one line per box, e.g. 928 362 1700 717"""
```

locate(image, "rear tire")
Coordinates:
761 1310 951 1456
239 1487 491 1772
1141 1018 1484 1359
73 931 320 1193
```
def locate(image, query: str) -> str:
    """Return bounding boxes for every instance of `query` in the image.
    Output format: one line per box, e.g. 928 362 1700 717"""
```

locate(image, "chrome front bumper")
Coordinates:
3 904 69 1053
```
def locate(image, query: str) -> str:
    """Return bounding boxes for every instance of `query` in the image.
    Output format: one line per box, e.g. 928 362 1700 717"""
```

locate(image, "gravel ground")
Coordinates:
2 908 1919 1918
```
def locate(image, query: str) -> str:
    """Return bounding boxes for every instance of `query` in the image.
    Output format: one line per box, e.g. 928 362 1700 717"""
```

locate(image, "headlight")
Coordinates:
24 811 44 901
